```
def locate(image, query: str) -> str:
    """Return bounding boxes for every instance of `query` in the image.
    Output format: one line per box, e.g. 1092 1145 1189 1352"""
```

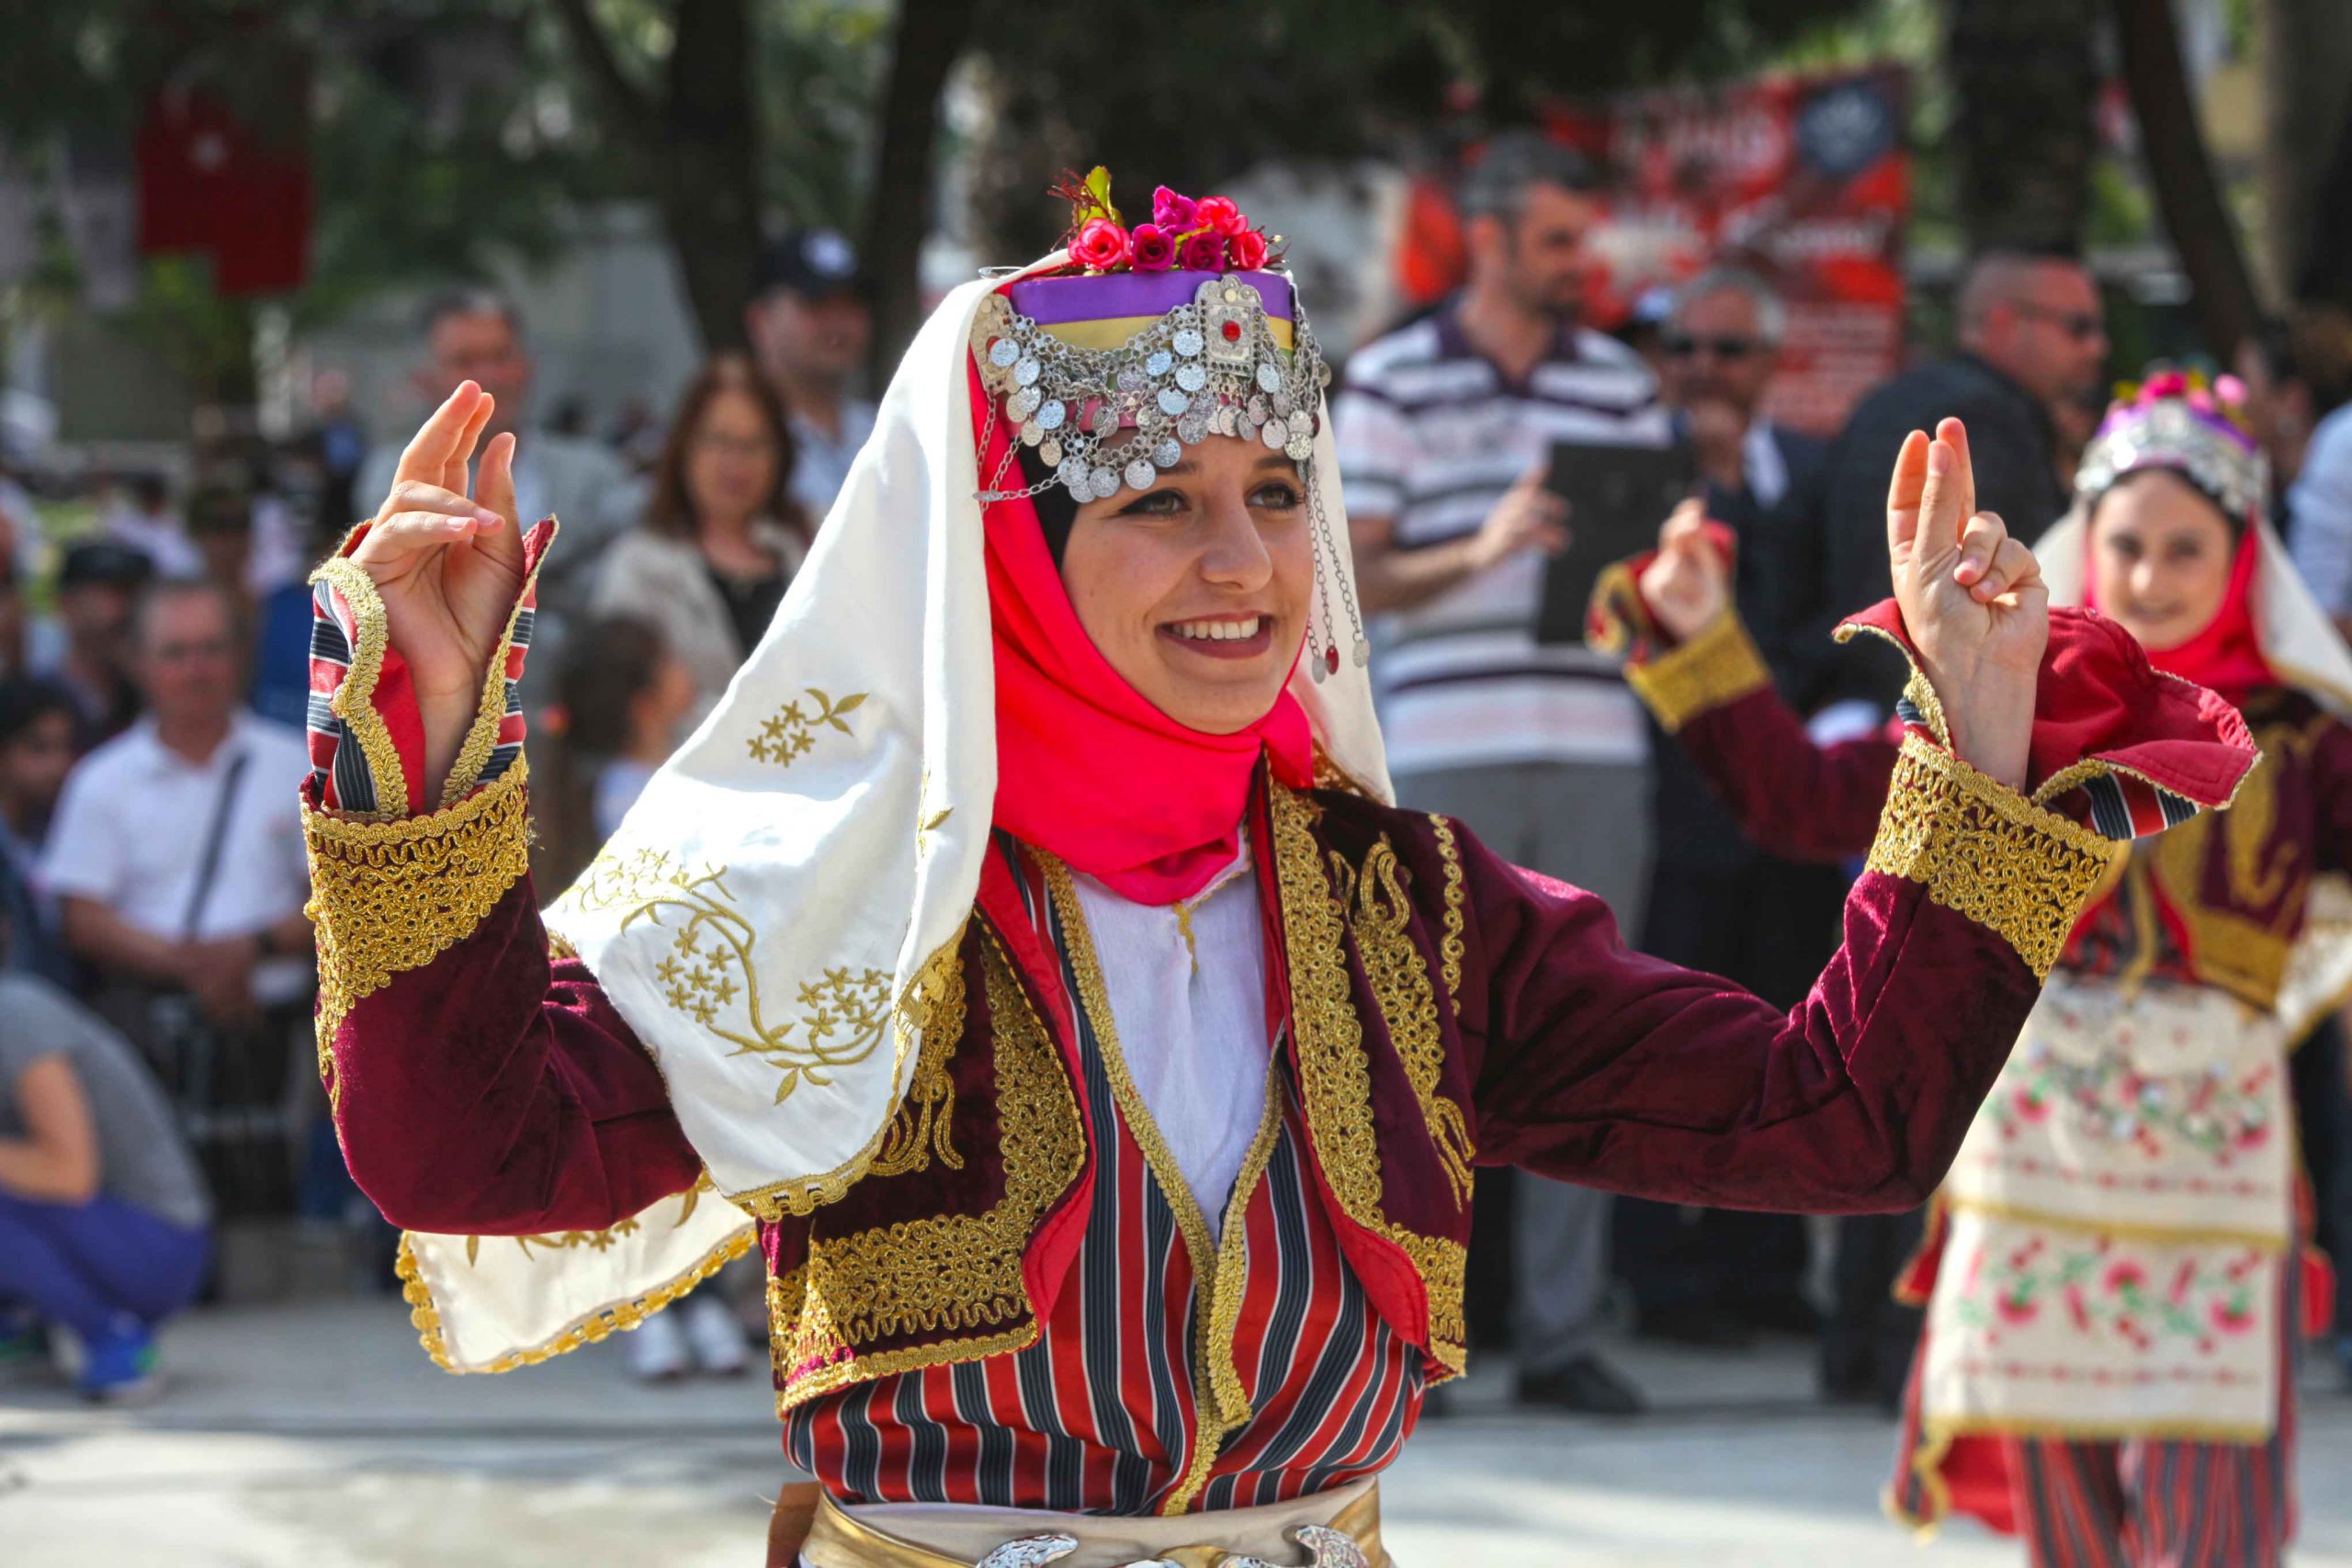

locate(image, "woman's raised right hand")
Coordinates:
1637 499 1731 643
347 382 524 788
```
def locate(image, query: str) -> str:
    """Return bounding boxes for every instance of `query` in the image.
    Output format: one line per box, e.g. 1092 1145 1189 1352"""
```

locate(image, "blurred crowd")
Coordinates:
3 144 2349 1421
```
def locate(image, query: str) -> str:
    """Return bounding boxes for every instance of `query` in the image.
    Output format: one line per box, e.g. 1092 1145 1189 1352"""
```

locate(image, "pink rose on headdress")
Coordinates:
1194 196 1246 236
1179 231 1226 272
1227 229 1269 271
1129 223 1176 273
1152 186 1197 231
1069 218 1131 273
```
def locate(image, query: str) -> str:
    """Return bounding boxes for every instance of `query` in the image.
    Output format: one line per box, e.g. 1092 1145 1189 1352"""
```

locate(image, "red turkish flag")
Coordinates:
135 85 311 296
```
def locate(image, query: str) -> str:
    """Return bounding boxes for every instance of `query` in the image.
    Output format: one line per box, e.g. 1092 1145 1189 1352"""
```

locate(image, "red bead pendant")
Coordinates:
1325 644 1340 674
1221 321 1243 342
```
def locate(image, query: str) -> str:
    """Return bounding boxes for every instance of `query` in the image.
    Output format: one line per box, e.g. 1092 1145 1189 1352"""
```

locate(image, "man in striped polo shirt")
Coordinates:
1336 131 1669 1416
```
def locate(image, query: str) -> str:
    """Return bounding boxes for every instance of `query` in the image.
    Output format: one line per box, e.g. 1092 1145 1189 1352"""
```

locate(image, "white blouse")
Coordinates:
1069 836 1273 1240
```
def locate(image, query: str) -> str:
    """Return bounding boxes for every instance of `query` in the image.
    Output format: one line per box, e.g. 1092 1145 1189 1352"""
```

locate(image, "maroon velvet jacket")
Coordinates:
309 727 2120 1401
1638 611 2349 1018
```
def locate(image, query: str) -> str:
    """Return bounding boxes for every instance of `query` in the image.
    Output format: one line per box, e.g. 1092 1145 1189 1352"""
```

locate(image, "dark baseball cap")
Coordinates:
754 228 868 301
58 540 154 590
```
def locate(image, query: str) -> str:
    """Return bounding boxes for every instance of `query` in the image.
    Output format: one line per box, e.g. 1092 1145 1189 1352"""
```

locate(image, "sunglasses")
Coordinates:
2013 303 2105 342
1663 333 1762 361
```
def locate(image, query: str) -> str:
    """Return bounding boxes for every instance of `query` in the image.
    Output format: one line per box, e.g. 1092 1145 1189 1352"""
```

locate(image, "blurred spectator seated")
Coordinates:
28 542 153 747
101 473 204 579
356 289 643 699
0 972 213 1403
594 356 809 737
0 680 81 988
41 581 313 1221
535 615 696 894
746 228 876 522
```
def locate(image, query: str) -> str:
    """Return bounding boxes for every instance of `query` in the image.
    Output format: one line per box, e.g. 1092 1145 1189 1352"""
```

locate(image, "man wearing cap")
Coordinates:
745 228 877 522
28 542 153 749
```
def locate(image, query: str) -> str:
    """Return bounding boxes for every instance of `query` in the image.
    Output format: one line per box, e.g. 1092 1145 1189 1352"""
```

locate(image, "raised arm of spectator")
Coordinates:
303 382 701 1236
0 1052 100 1204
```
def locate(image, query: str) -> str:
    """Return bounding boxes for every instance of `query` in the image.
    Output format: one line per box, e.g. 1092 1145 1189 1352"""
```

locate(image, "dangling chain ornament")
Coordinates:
971 275 1370 681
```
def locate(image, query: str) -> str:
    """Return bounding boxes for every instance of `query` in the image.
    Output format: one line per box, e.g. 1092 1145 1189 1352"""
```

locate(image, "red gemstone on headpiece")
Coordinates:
1325 645 1340 675
1221 321 1243 342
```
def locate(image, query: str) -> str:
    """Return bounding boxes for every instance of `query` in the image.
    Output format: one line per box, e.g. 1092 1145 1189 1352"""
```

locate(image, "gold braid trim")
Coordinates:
1268 784 1469 1372
1048 860 1270 1504
303 759 533 1100
398 1206 754 1375
867 931 971 1179
765 937 1083 1404
1862 736 2116 981
438 525 553 807
1429 816 1466 1018
1341 837 1476 1207
1174 1069 1288 1512
1625 611 1772 733
310 554 411 823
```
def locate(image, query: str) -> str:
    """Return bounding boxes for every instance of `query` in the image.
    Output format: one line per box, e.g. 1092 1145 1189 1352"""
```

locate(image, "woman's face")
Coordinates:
2088 468 2238 652
1057 433 1313 735
686 386 781 526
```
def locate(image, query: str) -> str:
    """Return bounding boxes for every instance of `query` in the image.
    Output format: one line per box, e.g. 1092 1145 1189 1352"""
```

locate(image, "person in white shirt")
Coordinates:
744 229 878 524
1336 131 1668 1416
43 581 312 1030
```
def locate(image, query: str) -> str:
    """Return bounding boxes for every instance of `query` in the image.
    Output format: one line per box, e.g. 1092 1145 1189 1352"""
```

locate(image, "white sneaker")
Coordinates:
628 1306 691 1382
684 1293 749 1376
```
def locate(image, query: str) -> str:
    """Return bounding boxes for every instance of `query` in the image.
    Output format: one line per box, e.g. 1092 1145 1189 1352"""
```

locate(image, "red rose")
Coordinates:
1194 196 1245 236
1129 222 1176 272
1227 229 1269 270
1179 231 1225 271
1069 218 1131 273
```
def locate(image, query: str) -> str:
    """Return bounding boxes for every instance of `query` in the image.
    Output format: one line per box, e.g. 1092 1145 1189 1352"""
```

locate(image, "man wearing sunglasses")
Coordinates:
1813 248 2107 1409
1618 268 1847 1354
1823 251 2106 678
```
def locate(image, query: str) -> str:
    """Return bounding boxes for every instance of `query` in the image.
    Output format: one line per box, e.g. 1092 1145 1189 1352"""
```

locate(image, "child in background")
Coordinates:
547 616 739 1382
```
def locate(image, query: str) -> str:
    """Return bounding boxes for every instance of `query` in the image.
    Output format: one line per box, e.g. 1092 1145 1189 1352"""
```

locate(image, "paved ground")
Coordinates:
5 1298 2350 1565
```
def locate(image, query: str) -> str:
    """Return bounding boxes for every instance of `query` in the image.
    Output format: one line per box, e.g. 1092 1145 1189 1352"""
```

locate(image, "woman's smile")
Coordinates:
1159 613 1275 660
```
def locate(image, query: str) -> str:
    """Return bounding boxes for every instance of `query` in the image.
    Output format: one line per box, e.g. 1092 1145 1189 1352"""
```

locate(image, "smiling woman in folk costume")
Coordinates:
300 172 2249 1567
1614 373 2344 1566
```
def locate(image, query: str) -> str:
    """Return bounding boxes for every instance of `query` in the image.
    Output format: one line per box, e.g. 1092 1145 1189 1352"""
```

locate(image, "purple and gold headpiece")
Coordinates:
969 168 1363 676
2075 367 2268 527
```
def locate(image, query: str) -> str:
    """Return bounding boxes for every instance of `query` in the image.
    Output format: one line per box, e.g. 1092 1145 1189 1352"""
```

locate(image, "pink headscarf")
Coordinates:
972 359 1315 904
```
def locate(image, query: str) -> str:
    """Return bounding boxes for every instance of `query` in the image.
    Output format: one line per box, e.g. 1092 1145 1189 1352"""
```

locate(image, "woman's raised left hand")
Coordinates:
1885 417 2046 791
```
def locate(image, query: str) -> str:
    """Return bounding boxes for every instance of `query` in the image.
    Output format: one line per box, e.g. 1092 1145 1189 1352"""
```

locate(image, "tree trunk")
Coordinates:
864 0 981 379
2113 0 2261 362
2256 0 2352 305
658 0 763 353
1942 0 2100 254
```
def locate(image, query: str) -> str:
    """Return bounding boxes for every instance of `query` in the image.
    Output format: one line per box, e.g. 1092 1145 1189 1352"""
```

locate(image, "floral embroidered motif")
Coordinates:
1340 836 1475 1206
1992 1043 2277 1163
462 1174 718 1267
303 760 534 1101
767 935 1086 1410
561 846 893 1105
747 687 866 766
1268 784 1468 1370
1948 1231 2273 1355
1428 815 1466 1017
1865 735 2115 980
1625 612 1772 733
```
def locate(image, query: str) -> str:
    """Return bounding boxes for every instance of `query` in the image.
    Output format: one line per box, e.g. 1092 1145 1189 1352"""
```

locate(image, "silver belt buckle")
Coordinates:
975 1525 1369 1568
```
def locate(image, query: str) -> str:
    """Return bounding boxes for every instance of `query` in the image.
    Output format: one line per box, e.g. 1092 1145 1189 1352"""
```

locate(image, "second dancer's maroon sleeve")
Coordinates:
1451 737 2110 1213
307 765 703 1236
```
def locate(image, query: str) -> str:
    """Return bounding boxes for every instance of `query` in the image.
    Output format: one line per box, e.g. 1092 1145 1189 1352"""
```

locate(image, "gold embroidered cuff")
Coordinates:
1624 612 1772 733
304 759 534 1089
1863 735 2115 980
